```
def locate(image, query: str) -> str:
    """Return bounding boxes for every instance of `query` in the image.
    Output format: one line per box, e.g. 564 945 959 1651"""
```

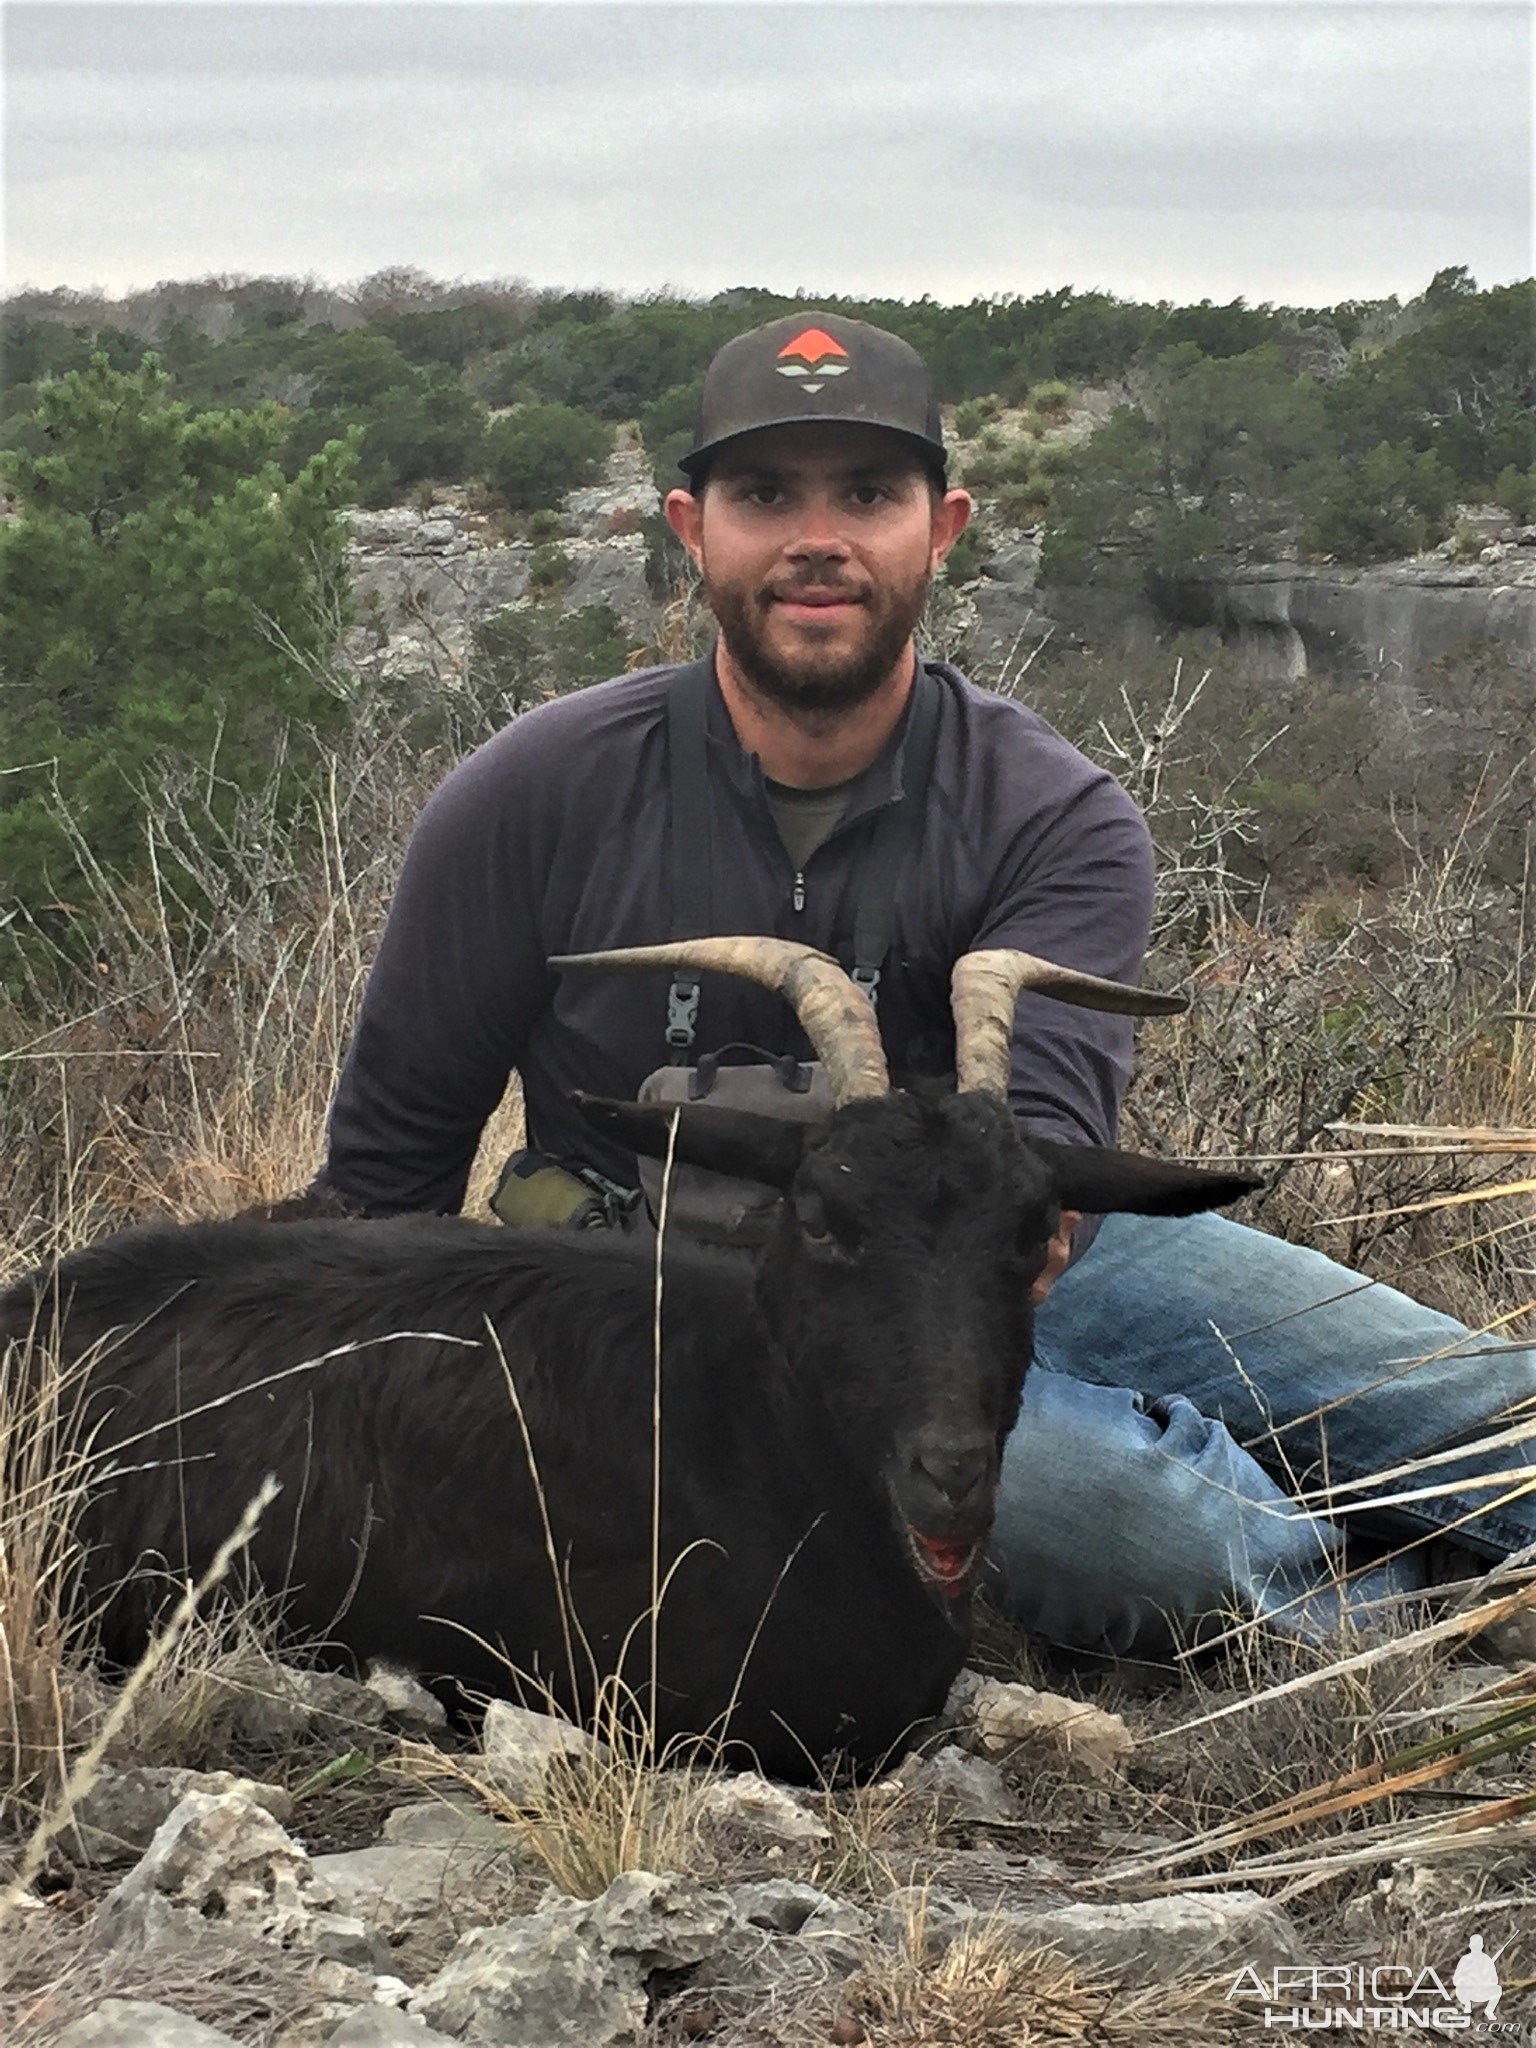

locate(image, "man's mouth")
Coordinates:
769 589 866 617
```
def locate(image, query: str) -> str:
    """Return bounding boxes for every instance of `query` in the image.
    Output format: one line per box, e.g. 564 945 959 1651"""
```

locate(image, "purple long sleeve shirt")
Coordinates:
319 649 1156 1215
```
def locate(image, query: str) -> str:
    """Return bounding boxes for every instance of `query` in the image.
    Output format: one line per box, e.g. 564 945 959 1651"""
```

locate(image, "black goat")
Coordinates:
2 941 1258 1778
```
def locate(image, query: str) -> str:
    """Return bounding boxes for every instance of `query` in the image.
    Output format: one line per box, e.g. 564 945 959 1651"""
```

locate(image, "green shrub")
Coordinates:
0 353 357 929
960 437 1037 491
994 477 1053 527
1493 463 1536 522
481 403 611 513
1027 379 1073 420
953 397 1003 440
528 542 573 592
1298 441 1457 564
638 379 700 491
470 600 629 710
357 375 486 501
1450 521 1484 563
1031 438 1075 478
526 507 569 542
942 526 987 586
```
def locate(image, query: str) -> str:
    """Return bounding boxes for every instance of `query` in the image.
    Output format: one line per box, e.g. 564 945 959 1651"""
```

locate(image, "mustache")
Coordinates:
764 578 871 602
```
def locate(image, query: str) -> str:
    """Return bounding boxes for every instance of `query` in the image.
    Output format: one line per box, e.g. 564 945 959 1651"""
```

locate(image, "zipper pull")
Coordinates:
792 872 806 913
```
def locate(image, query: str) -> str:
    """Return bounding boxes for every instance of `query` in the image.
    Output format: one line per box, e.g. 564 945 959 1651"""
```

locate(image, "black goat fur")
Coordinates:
2 1090 1259 1779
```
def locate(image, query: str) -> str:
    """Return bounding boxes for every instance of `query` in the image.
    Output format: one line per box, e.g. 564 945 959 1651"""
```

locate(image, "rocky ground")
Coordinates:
4 1626 1531 2047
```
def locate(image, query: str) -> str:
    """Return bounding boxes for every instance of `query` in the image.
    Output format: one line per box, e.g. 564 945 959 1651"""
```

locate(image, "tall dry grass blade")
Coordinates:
1326 1178 1536 1226
1100 1680 1536 1888
0 1475 279 1921
649 1108 681 1757
1150 1583 1536 1744
485 1326 587 1715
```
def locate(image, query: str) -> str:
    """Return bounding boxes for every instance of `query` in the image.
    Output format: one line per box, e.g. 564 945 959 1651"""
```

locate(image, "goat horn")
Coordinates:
952 948 1189 1099
549 938 890 1104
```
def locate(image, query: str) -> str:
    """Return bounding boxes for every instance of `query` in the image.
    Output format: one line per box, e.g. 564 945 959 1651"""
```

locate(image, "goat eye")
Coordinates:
797 1202 834 1248
794 1193 855 1259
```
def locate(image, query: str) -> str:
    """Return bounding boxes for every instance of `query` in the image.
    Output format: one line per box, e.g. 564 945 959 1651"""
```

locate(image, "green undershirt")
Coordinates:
763 773 861 872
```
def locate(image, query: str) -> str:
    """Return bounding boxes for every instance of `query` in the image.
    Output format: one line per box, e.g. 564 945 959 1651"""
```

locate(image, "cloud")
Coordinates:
6 2 1530 302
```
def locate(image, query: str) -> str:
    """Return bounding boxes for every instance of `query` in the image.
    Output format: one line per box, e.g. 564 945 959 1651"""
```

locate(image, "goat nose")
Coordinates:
913 1438 991 1507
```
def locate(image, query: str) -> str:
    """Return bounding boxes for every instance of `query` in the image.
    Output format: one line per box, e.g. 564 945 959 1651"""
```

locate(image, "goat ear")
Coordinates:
571 1094 811 1188
1028 1137 1263 1218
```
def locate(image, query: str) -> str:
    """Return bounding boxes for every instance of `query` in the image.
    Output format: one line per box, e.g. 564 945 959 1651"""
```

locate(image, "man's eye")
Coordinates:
851 485 890 506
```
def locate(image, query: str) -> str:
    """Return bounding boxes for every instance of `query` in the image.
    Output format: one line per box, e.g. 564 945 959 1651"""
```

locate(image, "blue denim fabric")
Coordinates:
989 1212 1536 1656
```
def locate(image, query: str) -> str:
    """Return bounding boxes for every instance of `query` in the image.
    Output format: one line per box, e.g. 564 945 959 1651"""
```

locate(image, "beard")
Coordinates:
704 566 932 716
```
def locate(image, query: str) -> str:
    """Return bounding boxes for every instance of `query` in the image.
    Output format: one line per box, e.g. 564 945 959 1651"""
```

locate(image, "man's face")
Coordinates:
665 423 970 714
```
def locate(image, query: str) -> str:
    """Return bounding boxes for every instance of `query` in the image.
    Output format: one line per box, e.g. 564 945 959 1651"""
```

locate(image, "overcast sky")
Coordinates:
6 0 1532 309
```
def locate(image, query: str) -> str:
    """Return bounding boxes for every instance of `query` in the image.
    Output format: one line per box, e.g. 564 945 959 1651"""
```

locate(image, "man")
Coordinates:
313 312 1536 1658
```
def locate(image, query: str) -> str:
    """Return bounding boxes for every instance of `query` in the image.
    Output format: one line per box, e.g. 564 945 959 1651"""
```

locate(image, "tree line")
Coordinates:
6 266 1532 539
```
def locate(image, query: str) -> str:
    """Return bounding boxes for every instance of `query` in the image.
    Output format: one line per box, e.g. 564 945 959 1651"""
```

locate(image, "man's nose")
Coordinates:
784 501 852 560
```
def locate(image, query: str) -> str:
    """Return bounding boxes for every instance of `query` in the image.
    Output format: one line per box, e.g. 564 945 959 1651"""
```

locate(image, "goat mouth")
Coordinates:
901 1523 984 1599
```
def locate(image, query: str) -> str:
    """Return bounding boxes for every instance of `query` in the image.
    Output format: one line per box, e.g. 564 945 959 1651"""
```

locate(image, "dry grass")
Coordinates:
0 1323 99 1827
399 1703 722 1902
809 1898 1237 2047
0 1905 320 2046
808 1775 943 1900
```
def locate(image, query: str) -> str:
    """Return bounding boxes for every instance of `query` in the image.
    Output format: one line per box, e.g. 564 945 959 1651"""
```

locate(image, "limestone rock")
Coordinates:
802 1896 874 1940
697 1771 831 1844
326 2013 460 2047
55 1999 246 2047
962 581 1056 667
893 1744 1021 1822
876 1884 1297 1984
214 1662 388 1747
69 1765 293 1865
379 1800 515 1849
1000 1891 1300 1982
692 1885 872 2005
562 540 652 633
571 1867 740 1969
475 1699 608 1802
945 1669 1131 1778
410 1917 641 2046
411 1869 740 2048
364 1664 448 1731
729 1878 847 1935
978 535 1042 587
561 447 660 541
309 1841 509 1941
349 509 424 548
308 1909 394 1973
91 1789 313 1954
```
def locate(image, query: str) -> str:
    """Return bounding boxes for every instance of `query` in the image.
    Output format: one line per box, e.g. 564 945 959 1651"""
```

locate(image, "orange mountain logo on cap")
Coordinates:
775 326 851 397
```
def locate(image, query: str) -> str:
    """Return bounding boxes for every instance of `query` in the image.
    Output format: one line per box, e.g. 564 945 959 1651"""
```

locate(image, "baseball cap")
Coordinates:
679 312 947 486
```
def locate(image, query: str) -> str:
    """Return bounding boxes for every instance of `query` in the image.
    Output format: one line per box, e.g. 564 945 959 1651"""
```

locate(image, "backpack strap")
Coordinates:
665 659 713 1058
849 669 939 1008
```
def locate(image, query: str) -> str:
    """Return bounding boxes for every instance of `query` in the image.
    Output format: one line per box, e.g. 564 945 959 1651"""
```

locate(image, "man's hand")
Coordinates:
1031 1210 1081 1304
